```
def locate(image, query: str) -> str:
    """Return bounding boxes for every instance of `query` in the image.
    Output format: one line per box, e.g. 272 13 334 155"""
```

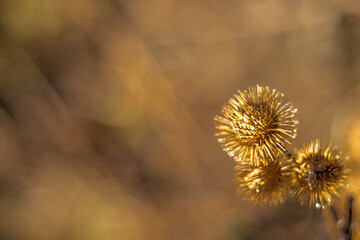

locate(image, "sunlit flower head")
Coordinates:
235 154 292 205
215 85 298 165
291 139 348 208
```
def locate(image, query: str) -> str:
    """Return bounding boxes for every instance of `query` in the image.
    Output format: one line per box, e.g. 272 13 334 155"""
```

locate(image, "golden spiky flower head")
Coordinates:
215 85 298 165
235 154 292 205
291 140 348 208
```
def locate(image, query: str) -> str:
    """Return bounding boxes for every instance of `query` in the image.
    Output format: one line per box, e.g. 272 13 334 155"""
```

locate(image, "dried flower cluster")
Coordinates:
235 154 292 205
214 85 298 165
215 85 348 207
292 140 348 207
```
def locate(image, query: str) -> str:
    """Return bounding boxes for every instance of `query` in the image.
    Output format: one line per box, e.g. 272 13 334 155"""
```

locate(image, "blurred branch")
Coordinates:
330 195 353 240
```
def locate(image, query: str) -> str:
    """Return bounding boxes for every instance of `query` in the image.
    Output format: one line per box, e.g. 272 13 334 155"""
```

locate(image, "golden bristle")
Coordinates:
215 85 298 165
291 139 348 208
235 154 292 206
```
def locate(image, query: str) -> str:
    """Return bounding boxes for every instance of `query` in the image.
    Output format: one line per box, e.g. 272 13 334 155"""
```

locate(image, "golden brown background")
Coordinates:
0 0 359 239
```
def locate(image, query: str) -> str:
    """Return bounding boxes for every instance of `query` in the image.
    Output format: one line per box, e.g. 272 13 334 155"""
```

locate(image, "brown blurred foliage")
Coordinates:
0 0 359 239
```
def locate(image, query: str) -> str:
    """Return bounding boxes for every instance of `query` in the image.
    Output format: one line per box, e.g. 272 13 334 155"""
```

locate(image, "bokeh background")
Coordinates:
0 0 359 239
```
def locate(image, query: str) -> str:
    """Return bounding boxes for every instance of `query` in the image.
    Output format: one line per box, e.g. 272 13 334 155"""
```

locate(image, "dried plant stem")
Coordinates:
330 195 353 240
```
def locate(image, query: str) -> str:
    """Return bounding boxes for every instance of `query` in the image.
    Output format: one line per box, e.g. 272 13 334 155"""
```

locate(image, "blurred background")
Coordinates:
0 0 359 239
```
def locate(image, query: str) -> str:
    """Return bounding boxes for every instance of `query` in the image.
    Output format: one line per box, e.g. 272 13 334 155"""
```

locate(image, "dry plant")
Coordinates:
215 85 352 239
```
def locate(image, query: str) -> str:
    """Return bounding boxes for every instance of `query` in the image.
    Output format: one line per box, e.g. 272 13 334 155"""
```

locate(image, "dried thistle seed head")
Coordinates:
215 85 298 165
291 139 348 208
235 155 292 206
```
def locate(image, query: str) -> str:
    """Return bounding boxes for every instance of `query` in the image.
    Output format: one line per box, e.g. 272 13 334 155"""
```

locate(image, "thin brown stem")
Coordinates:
329 195 353 240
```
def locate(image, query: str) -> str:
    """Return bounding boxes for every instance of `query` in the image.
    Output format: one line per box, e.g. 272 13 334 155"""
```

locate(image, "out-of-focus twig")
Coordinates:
330 195 353 240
